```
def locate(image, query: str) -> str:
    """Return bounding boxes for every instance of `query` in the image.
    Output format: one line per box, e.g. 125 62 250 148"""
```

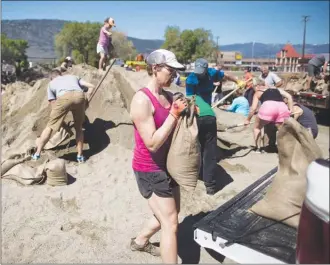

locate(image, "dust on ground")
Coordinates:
1 65 329 264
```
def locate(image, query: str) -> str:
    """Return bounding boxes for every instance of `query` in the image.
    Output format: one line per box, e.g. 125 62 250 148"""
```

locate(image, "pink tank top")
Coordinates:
132 88 173 172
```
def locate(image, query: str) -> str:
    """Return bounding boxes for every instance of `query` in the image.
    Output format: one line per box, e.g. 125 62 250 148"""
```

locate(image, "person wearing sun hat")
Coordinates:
185 58 245 195
129 49 187 263
97 17 116 70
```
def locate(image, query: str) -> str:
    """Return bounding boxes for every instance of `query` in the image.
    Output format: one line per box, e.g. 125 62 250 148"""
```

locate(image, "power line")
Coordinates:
302 15 310 59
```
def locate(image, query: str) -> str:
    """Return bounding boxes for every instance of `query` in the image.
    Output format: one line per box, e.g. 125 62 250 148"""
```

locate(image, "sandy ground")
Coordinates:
1 65 329 264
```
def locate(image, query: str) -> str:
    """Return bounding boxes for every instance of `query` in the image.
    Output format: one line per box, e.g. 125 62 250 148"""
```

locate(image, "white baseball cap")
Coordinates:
146 49 185 70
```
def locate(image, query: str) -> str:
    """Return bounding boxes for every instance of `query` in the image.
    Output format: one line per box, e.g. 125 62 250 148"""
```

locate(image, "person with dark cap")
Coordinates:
185 58 245 195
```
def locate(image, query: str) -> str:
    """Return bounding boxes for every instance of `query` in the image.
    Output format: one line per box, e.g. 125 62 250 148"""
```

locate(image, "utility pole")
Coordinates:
302 15 310 59
216 36 219 64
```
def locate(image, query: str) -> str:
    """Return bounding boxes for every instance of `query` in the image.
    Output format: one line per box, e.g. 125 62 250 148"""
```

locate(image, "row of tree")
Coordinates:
55 22 137 66
1 34 29 68
161 26 217 64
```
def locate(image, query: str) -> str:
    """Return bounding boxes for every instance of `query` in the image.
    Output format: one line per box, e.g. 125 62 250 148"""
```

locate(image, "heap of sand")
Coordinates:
1 65 328 264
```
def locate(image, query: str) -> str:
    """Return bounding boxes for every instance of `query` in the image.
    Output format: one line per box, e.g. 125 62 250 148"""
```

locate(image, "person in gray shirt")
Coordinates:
306 54 329 90
258 66 283 88
32 69 95 163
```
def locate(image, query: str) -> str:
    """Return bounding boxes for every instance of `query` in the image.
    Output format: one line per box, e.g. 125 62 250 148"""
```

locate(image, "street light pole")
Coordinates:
251 41 255 70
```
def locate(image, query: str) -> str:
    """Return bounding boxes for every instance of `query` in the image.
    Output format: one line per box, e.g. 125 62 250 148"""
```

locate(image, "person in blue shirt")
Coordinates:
220 89 250 117
185 58 245 195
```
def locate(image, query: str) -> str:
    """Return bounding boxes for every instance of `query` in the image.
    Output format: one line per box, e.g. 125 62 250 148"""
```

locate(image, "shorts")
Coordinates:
307 63 320 77
134 170 178 199
258 101 290 124
47 91 86 132
97 43 109 55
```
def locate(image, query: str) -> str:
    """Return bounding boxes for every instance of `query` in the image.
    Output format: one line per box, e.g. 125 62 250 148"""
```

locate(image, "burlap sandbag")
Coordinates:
1 160 47 185
45 159 68 186
250 118 323 228
36 122 73 150
166 96 201 192
1 156 31 176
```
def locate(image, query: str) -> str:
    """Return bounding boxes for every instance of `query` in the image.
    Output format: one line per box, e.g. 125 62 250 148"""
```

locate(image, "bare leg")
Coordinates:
305 76 312 91
75 126 84 156
134 186 180 246
149 195 178 263
254 117 269 149
98 53 105 70
35 127 53 155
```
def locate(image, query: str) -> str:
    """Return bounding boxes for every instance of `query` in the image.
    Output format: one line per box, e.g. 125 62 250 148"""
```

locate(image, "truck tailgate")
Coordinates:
193 167 297 264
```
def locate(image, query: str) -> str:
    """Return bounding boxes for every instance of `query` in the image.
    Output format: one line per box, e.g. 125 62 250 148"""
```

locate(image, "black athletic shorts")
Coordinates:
307 64 320 77
134 170 178 199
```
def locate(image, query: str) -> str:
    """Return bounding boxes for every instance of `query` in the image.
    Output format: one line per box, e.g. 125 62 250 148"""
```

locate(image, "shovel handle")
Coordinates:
212 77 253 109
88 58 117 103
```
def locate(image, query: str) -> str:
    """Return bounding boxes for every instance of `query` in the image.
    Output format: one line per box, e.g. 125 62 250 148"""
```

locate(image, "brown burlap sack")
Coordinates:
36 122 73 150
45 159 68 186
250 118 323 228
1 159 47 185
166 96 201 192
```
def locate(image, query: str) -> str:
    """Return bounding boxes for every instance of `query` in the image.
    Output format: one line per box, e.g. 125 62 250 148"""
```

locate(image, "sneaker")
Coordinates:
77 155 85 163
31 153 40 161
130 238 160 257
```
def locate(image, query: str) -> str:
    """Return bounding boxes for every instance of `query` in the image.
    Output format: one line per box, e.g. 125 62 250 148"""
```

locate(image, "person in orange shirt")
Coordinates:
243 67 254 106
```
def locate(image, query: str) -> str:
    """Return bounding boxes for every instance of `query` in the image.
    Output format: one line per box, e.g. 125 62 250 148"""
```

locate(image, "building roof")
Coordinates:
276 44 301 58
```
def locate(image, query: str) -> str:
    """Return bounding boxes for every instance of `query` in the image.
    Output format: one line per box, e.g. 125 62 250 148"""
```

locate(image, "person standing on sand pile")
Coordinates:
97 17 116 71
305 54 329 91
130 49 187 263
32 69 95 163
185 58 246 195
244 81 293 153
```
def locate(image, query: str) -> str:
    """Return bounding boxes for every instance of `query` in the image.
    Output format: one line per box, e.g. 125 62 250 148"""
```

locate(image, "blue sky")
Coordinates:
2 1 329 45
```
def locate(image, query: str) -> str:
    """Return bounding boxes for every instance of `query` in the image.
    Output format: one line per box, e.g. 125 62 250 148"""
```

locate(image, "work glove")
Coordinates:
170 97 188 119
237 80 246 89
194 106 200 115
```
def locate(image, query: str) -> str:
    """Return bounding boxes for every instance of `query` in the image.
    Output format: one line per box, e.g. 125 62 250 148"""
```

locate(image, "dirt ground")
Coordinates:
1 65 329 264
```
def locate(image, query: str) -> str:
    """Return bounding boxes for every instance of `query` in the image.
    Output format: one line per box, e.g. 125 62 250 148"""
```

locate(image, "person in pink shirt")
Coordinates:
129 49 187 263
97 17 116 70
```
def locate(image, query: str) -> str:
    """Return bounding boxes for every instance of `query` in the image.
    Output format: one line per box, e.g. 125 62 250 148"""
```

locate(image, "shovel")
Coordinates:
212 77 253 109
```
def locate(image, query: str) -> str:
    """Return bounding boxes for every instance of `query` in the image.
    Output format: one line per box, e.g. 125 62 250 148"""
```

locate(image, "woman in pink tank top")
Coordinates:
129 49 187 263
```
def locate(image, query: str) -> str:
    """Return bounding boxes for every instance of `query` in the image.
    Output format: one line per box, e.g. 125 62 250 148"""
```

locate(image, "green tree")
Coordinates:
161 26 217 63
1 34 29 66
55 22 137 67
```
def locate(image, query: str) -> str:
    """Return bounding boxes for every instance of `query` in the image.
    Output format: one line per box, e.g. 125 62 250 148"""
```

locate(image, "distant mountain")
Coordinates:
2 19 329 61
1 19 164 59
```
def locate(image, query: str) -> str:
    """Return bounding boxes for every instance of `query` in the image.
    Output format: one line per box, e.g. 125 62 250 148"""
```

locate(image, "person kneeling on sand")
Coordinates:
32 69 95 163
220 89 250 117
244 81 293 153
130 49 187 263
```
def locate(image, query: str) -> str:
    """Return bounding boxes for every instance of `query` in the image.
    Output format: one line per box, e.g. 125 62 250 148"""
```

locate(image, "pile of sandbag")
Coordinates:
1 153 68 187
250 118 323 228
